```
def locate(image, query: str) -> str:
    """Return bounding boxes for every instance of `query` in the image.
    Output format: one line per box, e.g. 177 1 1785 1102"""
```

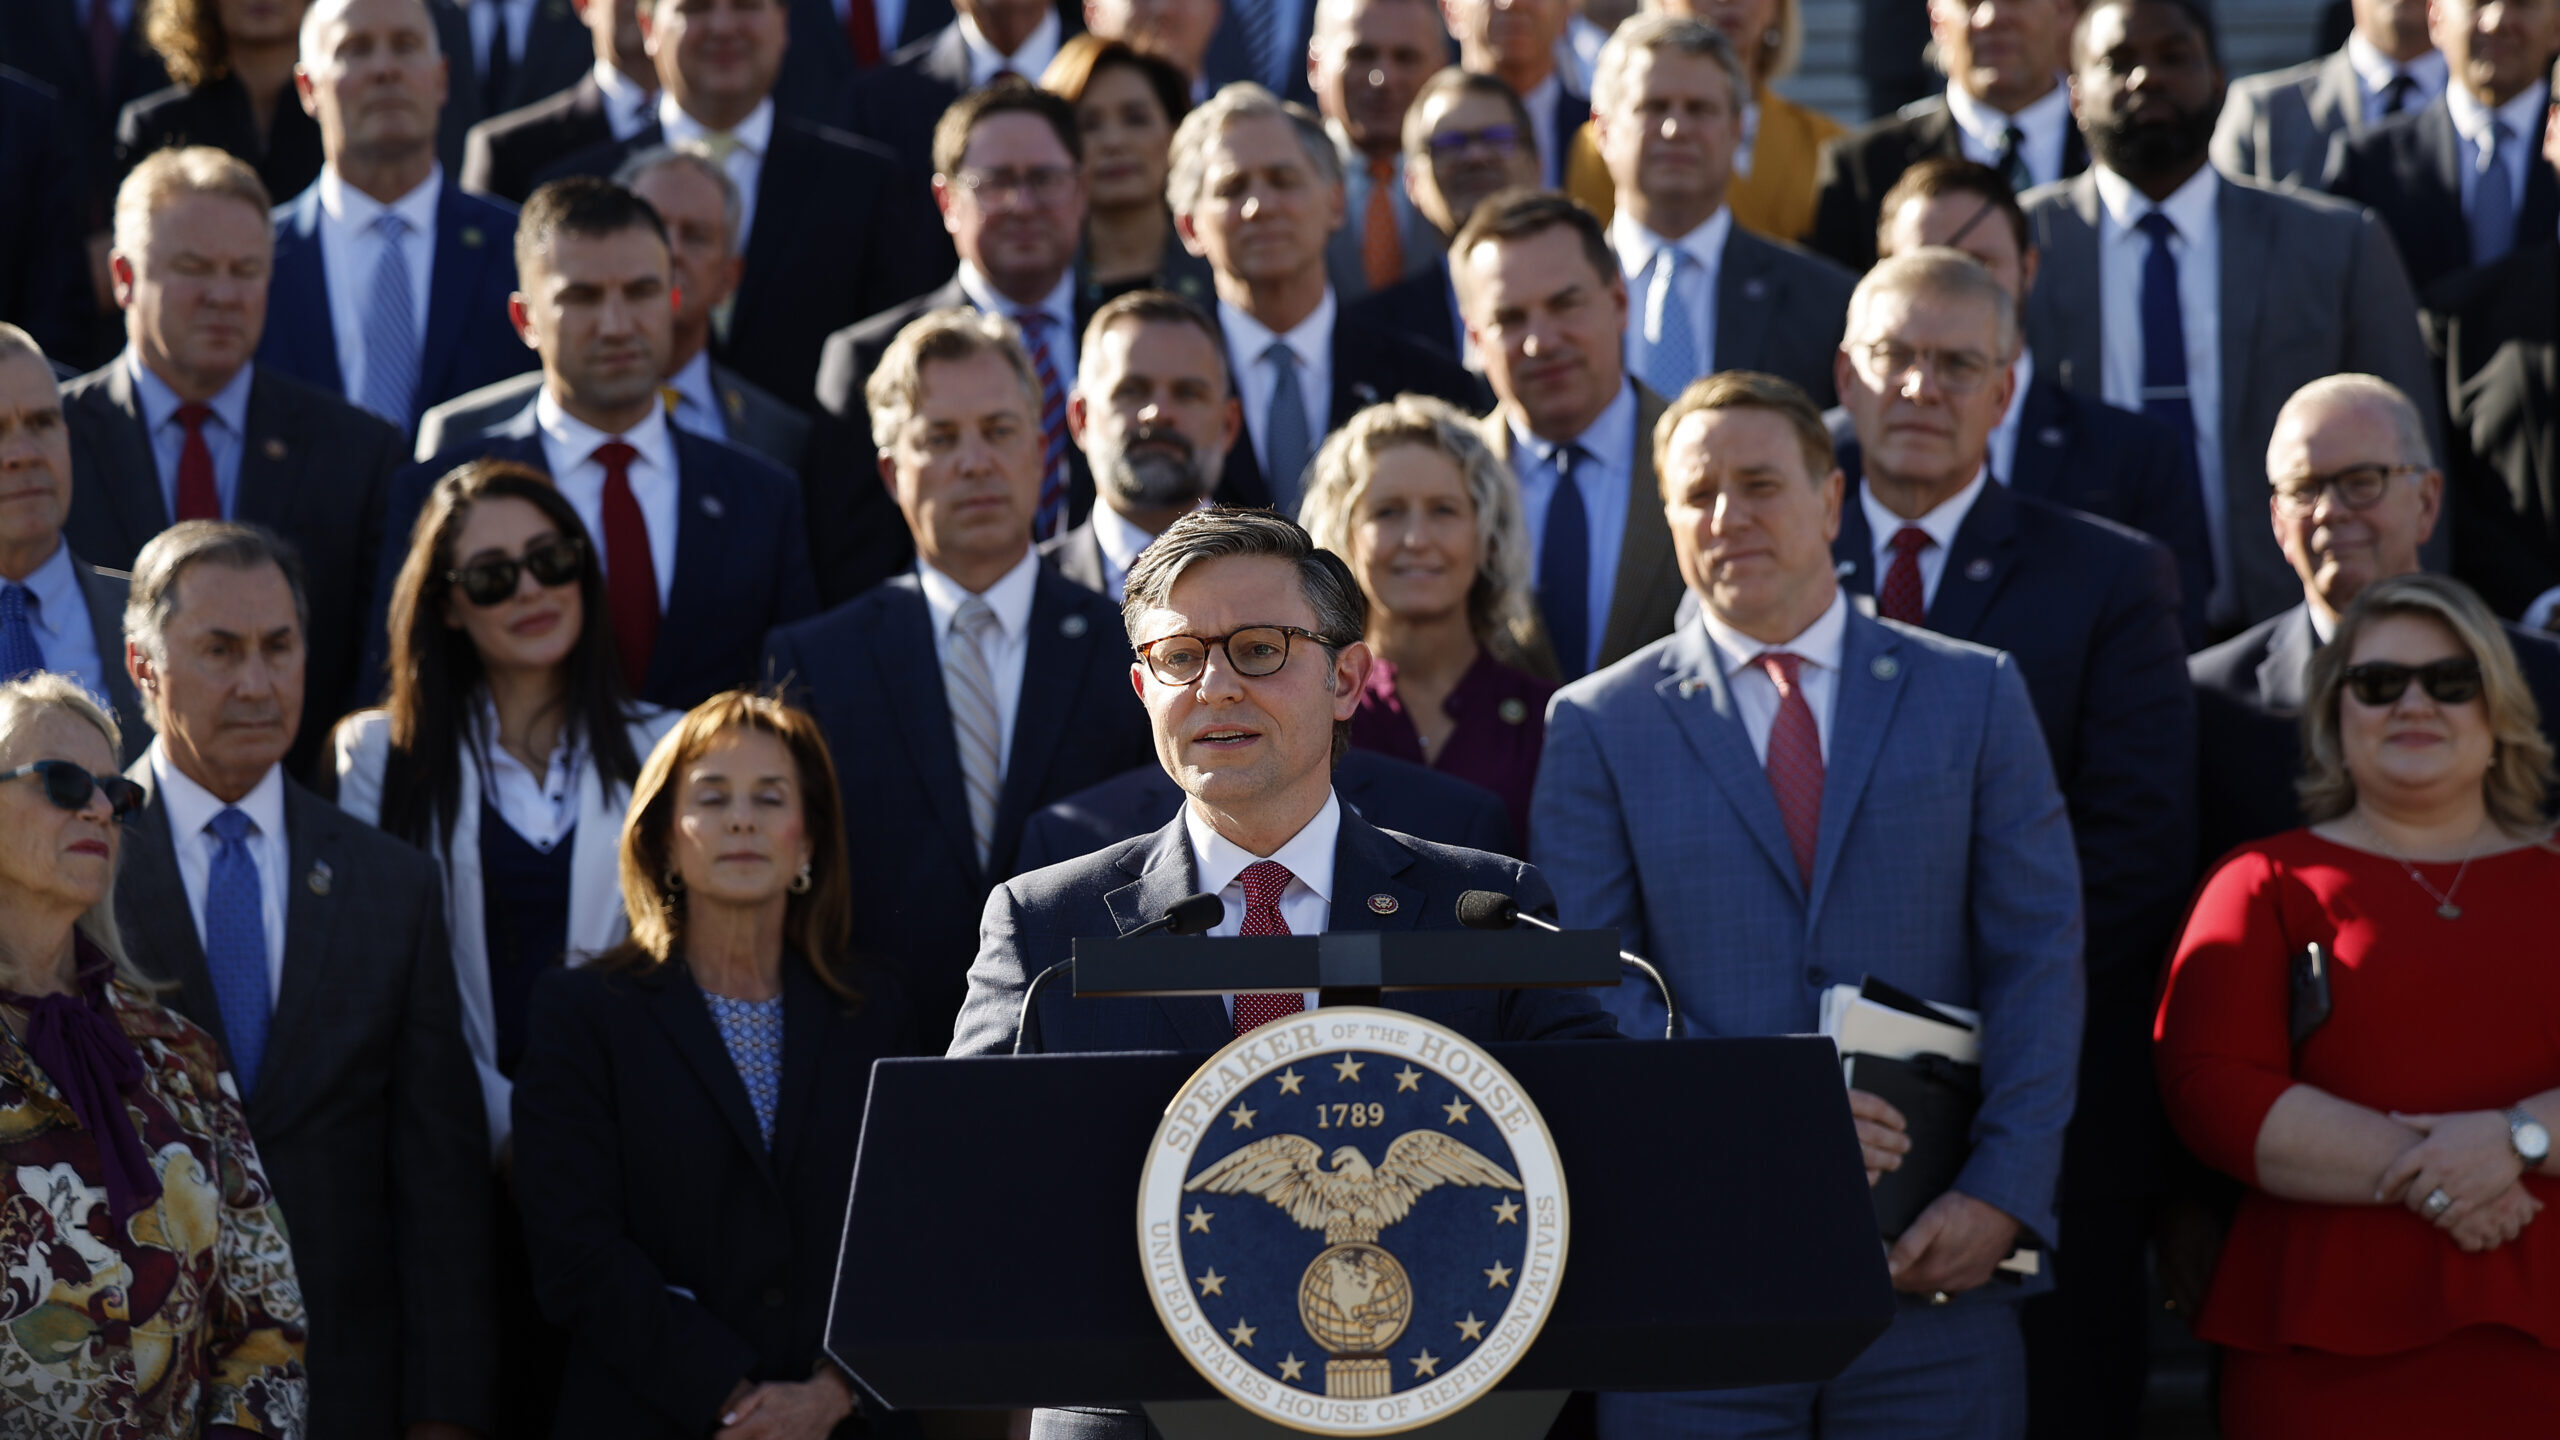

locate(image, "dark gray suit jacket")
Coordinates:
1696 226 1858 409
69 552 144 764
2211 48 2368 191
410 365 812 472
116 761 494 1437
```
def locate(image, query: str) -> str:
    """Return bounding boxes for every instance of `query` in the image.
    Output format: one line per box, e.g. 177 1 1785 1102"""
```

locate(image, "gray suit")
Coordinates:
2211 49 2368 190
1482 383 1683 678
2021 170 2434 626
69 553 145 765
410 365 813 473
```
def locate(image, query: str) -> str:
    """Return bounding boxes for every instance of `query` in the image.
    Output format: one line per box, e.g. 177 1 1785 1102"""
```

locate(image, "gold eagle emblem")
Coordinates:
1183 1131 1524 1244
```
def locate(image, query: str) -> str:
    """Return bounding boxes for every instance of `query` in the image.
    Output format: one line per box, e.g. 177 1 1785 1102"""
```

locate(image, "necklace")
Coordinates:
2360 817 2481 920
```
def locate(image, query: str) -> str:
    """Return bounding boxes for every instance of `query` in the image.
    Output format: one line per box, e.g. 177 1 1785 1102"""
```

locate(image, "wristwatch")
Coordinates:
2507 1107 2551 1168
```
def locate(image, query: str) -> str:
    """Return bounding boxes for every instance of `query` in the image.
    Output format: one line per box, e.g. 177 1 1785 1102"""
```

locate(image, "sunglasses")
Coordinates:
2341 658 2483 708
0 760 146 820
447 536 587 607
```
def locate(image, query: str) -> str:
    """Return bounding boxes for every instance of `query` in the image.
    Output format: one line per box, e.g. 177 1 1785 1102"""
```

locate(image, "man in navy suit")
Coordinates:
384 177 818 705
775 0 962 121
429 0 594 173
1535 371 2080 1438
461 0 665 203
764 308 1155 1049
1346 67 1543 368
1016 748 1516 868
0 71 89 363
1831 250 2190 1440
1446 0 1584 189
259 0 534 436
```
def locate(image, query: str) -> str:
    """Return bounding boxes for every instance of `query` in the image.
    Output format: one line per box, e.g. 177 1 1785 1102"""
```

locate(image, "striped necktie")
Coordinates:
359 212 421 425
946 596 1005 869
1014 311 1070 540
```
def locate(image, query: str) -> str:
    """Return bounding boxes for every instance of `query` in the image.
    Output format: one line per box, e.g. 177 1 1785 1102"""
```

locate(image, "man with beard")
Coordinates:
2021 0 2433 638
1309 0 1452 303
1045 290 1238 600
1346 67 1544 368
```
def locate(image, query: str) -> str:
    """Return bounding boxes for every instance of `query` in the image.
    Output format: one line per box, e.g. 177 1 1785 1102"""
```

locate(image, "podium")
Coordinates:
826 932 1894 1436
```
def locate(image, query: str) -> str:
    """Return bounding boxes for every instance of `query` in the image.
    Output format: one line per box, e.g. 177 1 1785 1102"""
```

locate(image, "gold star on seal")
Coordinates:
1228 1318 1257 1348
1333 1055 1366 1083
1186 1205 1215 1233
1394 1065 1422 1092
1411 1349 1441 1377
1490 1196 1521 1225
1195 1268 1226 1297
1455 1313 1486 1342
1278 1354 1306 1382
1228 1102 1257 1130
1275 1068 1304 1095
1484 1260 1513 1288
1443 1096 1473 1125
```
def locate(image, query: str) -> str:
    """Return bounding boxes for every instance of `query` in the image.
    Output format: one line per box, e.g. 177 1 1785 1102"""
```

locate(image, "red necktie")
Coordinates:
173 403 220 521
844 0 881 67
593 441 660 692
1231 859 1304 1036
1878 525 1931 625
1759 652 1824 886
1363 157 1403 291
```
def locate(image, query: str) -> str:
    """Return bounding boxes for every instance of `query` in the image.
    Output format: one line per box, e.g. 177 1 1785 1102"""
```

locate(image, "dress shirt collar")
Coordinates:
2445 79 2547 151
1700 587 1849 679
1186 789 1341 896
1511 378 1636 476
1859 466 1989 560
666 347 720 429
11 534 84 643
917 542 1040 637
535 383 677 478
469 685 584 788
149 738 287 850
319 160 442 235
661 93 774 156
959 6 1061 86
2306 601 2335 646
1220 288 1336 376
1090 500 1161 589
2094 159 2218 239
1326 118 1399 181
2344 32 2448 104
1610 204 1732 284
126 347 252 440
1944 74 2071 152
956 259 1076 334
592 60 657 139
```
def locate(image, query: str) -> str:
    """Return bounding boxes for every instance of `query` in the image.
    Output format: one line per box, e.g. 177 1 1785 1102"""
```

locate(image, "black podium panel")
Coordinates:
826 1037 1893 1411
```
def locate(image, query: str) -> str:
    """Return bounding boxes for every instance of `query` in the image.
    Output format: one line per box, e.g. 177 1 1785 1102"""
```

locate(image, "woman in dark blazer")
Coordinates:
117 0 322 201
513 691 917 1440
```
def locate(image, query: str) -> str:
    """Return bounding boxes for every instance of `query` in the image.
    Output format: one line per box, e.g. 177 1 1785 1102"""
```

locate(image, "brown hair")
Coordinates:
1652 371 1837 490
602 690 865 1005
516 176 670 281
1448 187 1618 309
1042 33 1192 127
144 0 230 89
1876 157 2031 262
1076 287 1229 394
932 74 1086 182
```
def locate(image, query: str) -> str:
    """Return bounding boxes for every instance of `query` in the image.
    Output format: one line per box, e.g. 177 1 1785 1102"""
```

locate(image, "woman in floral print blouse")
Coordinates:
0 673 306 1435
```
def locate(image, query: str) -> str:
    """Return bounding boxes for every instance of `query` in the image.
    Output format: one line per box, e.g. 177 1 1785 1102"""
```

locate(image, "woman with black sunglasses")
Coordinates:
331 459 676 1436
2155 573 2560 1438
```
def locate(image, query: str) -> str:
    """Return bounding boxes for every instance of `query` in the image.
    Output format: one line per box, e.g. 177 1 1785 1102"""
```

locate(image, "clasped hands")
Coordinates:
1848 1089 2021 1298
2375 1110 2543 1253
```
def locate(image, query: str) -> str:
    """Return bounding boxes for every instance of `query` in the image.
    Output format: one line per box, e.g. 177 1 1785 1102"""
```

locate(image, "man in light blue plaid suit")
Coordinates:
1532 372 2084 1439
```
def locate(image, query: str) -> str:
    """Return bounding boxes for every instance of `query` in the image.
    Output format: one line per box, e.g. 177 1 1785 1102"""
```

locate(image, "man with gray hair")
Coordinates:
1048 289 1242 600
2189 373 2560 863
1589 14 1853 406
113 519 493 1439
1170 82 1478 514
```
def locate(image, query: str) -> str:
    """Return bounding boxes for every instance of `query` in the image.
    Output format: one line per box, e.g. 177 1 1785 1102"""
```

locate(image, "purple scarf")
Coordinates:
1 937 161 1223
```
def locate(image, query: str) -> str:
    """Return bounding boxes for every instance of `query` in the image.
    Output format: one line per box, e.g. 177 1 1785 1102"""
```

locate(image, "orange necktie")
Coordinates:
1362 157 1403 291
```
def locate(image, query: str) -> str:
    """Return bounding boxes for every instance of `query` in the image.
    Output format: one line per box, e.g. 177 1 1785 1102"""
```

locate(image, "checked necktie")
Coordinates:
1878 525 1931 624
1231 860 1303 1036
0 586 42 682
1759 652 1823 887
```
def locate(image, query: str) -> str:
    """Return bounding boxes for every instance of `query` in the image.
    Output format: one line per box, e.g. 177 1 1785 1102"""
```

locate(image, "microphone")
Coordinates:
1013 892 1224 1055
1456 889 1684 1040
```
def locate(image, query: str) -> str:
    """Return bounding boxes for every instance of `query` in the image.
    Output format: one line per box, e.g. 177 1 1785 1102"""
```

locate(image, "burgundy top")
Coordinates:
1349 650 1555 849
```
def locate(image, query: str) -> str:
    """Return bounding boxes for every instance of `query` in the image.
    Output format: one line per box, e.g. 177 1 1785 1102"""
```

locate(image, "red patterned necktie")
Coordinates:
1759 652 1824 886
843 0 882 66
1231 859 1303 1036
593 441 660 692
1878 524 1931 624
173 402 220 521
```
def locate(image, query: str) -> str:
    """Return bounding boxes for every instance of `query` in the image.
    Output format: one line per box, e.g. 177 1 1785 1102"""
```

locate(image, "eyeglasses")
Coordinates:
2271 464 2425 515
1852 340 1998 395
2341 657 2483 708
446 536 587 607
0 760 145 820
949 166 1079 204
1135 625 1340 686
1425 124 1524 159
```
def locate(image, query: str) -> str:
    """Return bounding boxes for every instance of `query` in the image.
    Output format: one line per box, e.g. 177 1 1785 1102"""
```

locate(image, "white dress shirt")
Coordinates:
664 348 728 443
1187 790 1340 1020
1510 380 1638 677
6 538 108 710
317 163 441 413
1613 206 1730 393
465 0 538 73
2344 32 2449 126
959 5 1061 85
2095 163 2225 609
1698 589 1849 764
1860 468 1989 615
1090 501 1159 601
151 745 290 1001
469 692 584 852
592 60 656 142
918 544 1040 777
1523 70 1566 189
2445 81 2547 225
1222 290 1336 482
1946 79 2075 190
957 260 1079 382
535 386 680 610
835 0 911 58
1990 347 2033 484
662 94 774 253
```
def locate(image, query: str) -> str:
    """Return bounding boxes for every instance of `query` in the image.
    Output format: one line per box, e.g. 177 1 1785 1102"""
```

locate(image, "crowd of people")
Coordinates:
0 0 2554 1435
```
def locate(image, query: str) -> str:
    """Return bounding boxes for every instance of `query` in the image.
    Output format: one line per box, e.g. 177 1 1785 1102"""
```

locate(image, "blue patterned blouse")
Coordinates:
702 989 785 1149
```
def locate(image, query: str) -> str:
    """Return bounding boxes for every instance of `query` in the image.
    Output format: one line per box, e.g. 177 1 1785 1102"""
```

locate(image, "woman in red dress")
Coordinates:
2156 573 2560 1435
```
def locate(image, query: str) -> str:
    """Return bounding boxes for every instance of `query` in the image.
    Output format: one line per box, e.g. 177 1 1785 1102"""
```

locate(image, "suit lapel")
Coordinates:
1599 385 1678 667
1654 627 1805 897
1103 821 1229 1051
1922 481 2018 640
274 190 343 393
1805 614 1912 918
1833 497 1878 598
1327 324 1386 427
2310 49 2362 134
1326 812 1425 937
2007 378 2069 499
260 784 344 1131
1711 230 1776 375
651 434 727 697
2215 183 2271 499
418 184 497 411
2255 604 2319 713
75 559 144 761
643 967 779 1185
232 370 297 527
92 365 171 547
874 579 984 883
769 955 834 1184
121 775 232 1062
990 571 1100 866
2045 177 2104 394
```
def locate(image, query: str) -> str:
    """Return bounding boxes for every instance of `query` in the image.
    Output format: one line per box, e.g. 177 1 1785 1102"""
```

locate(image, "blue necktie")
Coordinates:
1641 247 1699 401
2471 120 2517 269
0 585 43 682
204 806 272 1095
1261 341 1312 515
1540 444 1591 682
359 212 421 425
2134 211 2198 482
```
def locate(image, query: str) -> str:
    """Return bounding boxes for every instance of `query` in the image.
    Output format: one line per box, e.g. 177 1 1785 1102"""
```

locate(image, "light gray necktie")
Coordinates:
1261 341 1312 514
945 595 1005 869
2471 119 2518 269
359 212 421 425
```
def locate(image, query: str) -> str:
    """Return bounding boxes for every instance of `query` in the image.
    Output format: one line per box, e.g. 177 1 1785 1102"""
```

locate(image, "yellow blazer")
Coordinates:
1564 90 1847 243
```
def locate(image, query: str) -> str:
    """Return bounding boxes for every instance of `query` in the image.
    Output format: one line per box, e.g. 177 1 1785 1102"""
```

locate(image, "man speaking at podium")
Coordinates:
947 505 1617 1059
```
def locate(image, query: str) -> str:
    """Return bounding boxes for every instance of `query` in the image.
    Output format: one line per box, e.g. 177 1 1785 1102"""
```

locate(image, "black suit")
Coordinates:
429 0 592 175
118 764 493 1437
843 9 1090 181
114 73 324 204
2189 604 2560 865
2426 241 2560 617
1215 309 1485 511
1808 95 2089 274
1835 480 2194 1435
1824 378 2213 647
1345 256 1467 366
2325 94 2560 295
0 0 168 232
777 0 959 124
66 551 146 764
536 114 946 413
513 955 917 1438
761 563 1156 1048
0 68 85 362
59 359 404 775
461 71 616 205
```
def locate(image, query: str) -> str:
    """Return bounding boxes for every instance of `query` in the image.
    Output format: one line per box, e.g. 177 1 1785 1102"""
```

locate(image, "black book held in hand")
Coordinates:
1844 1049 1981 1240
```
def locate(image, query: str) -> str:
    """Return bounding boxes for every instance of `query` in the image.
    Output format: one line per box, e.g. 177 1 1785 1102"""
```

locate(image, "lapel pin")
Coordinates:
262 438 288 461
2037 426 2066 448
1354 382 1380 405
698 494 725 519
460 226 484 248
1677 677 1709 698
1871 656 1900 681
724 387 746 419
1965 558 1994 582
1744 278 1768 299
307 859 332 896
1498 697 1528 724
1059 613 1089 638
1366 894 1399 915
